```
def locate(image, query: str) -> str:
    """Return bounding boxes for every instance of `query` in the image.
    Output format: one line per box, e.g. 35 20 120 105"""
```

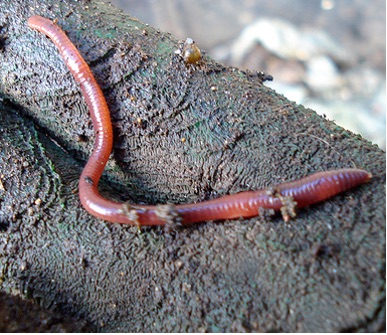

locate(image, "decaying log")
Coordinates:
0 0 385 331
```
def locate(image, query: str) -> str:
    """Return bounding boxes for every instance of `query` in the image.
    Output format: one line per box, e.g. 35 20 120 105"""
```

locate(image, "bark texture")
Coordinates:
0 291 93 332
0 0 385 332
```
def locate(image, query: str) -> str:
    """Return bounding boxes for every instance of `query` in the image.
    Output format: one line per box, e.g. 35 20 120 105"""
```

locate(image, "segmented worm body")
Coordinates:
28 15 372 226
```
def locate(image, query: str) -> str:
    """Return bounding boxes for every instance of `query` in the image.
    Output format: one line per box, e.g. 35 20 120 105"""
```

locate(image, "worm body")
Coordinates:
28 16 372 226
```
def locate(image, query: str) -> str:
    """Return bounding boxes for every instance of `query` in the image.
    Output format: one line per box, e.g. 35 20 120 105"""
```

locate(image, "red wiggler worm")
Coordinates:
28 15 372 226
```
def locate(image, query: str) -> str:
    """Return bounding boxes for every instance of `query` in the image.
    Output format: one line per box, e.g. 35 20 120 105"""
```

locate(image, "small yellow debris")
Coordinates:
182 38 202 64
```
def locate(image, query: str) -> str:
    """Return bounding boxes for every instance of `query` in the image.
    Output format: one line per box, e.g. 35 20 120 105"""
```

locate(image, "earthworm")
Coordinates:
28 15 372 226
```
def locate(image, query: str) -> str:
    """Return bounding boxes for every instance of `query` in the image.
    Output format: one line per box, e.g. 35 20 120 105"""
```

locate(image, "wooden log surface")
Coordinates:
0 0 385 331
